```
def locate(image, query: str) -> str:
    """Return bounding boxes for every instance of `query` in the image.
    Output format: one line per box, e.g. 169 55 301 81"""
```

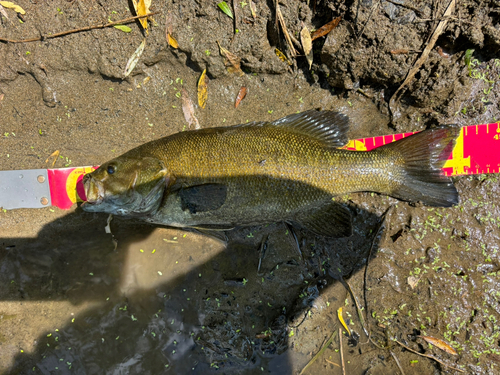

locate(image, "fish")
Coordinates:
82 110 459 237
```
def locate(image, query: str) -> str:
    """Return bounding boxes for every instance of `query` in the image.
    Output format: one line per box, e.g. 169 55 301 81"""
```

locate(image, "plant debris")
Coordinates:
216 41 244 76
124 38 146 78
311 16 341 41
234 87 247 108
165 13 178 48
181 88 200 130
418 335 458 355
197 69 208 109
300 25 313 69
0 1 25 14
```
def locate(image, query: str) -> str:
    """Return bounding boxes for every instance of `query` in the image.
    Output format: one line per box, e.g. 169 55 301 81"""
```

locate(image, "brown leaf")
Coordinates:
216 41 244 76
235 86 247 108
181 89 200 130
197 69 208 109
418 336 458 355
300 26 313 69
311 16 341 42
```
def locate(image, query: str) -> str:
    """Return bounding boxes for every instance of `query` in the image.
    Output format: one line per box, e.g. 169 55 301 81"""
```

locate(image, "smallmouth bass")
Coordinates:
82 110 459 237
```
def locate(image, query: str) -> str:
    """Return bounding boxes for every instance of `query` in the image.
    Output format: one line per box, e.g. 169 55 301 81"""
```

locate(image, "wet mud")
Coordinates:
1 0 500 374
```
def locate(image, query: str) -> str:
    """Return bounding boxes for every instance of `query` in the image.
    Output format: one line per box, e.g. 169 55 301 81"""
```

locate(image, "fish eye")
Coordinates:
107 165 116 175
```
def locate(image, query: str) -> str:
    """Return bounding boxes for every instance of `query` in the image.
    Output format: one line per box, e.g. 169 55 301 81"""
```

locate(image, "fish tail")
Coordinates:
380 127 460 207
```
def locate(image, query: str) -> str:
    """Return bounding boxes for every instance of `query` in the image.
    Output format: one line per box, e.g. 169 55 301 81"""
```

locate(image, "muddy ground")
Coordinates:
1 0 500 374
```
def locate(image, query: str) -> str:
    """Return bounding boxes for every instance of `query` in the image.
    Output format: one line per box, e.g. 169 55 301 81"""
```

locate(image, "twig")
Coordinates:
299 328 338 375
389 0 456 117
285 223 303 260
363 207 390 333
0 12 161 43
339 327 346 375
344 279 369 337
395 340 465 373
357 0 380 40
390 350 406 375
325 359 340 367
275 3 298 57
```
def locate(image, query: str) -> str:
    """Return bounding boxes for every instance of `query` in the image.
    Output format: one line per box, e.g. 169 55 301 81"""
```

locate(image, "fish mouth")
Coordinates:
82 174 104 206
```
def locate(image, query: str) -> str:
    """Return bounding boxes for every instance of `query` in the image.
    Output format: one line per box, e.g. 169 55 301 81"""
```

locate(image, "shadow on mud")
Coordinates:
2 203 382 374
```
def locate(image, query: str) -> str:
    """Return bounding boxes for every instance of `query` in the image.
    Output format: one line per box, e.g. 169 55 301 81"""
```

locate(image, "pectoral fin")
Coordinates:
294 202 352 237
178 184 228 214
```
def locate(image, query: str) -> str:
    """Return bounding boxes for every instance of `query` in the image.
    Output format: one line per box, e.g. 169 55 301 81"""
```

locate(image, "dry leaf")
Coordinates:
124 38 146 78
275 48 292 65
167 34 178 48
0 1 25 14
249 0 257 19
337 307 351 336
407 275 421 289
0 93 4 101
137 0 149 34
181 88 200 130
45 150 60 168
311 16 341 41
300 26 313 69
197 69 208 109
0 4 10 20
235 86 247 108
216 41 244 76
165 12 178 48
418 336 458 355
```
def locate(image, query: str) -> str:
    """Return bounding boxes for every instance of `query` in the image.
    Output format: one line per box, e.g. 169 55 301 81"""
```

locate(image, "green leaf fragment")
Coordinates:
113 24 132 33
218 2 233 19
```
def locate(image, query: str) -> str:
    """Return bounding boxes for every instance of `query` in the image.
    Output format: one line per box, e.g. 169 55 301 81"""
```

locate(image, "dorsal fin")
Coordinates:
270 110 350 148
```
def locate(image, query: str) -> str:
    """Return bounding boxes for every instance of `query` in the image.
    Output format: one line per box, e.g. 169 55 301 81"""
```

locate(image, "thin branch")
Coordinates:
395 340 465 373
390 350 406 375
339 327 346 375
0 12 161 43
389 0 456 117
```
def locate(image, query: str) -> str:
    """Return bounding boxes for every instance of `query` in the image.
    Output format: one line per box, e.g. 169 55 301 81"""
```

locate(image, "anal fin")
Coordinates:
293 202 352 238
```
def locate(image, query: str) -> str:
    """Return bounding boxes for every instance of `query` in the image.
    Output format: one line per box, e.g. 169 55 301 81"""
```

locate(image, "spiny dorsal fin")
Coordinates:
271 110 350 148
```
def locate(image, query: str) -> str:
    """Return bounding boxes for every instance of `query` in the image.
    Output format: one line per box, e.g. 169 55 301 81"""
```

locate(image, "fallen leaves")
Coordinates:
311 16 341 41
132 0 151 34
165 12 178 48
235 86 247 108
113 24 132 33
275 48 292 65
337 307 351 336
0 1 25 14
217 41 244 76
124 38 146 78
407 275 422 289
197 69 208 109
300 26 313 69
418 336 458 355
181 89 200 130
45 150 60 168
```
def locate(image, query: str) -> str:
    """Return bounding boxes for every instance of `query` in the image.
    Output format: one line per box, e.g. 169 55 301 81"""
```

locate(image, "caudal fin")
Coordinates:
380 127 460 207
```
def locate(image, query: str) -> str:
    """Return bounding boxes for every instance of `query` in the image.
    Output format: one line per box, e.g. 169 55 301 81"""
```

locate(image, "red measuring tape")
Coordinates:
47 123 500 210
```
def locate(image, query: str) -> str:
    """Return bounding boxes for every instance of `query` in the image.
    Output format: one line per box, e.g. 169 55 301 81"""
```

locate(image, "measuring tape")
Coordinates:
1 123 499 210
